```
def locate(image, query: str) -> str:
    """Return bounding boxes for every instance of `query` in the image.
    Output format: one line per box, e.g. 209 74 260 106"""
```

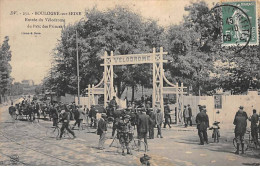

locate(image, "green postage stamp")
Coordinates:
221 1 259 46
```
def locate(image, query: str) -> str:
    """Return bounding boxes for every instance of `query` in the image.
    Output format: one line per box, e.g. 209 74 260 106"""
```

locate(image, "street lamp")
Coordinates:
76 29 80 105
75 17 87 105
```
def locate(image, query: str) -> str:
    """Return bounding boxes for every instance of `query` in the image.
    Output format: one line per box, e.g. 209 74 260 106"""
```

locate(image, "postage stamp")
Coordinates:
221 1 259 46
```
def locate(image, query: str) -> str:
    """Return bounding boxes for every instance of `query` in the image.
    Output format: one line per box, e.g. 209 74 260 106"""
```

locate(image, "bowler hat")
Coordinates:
101 113 107 117
239 106 244 109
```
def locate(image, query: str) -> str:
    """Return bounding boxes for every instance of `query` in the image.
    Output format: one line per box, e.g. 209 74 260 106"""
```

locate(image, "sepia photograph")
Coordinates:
0 0 259 166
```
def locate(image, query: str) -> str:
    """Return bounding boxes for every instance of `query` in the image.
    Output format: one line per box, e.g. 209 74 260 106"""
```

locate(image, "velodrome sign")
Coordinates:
102 52 168 66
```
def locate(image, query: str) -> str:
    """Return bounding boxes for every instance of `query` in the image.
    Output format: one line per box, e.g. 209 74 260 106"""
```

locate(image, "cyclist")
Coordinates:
58 105 76 140
117 114 133 155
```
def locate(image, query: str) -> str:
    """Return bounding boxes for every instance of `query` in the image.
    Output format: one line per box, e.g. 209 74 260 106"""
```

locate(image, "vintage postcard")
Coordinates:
0 0 260 166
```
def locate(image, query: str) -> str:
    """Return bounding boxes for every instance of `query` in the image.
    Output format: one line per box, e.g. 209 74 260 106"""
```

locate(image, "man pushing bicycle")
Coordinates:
58 105 76 140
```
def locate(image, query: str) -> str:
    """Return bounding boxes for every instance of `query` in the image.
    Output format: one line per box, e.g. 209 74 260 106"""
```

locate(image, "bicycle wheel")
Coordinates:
64 130 73 139
233 138 237 149
245 140 253 151
46 127 60 138
132 139 147 152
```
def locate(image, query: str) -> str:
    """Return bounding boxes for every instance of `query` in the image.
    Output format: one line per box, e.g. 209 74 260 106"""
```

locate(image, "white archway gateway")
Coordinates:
87 47 186 123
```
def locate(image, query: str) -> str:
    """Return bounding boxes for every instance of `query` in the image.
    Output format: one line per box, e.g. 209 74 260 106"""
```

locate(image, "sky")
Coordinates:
1 0 250 85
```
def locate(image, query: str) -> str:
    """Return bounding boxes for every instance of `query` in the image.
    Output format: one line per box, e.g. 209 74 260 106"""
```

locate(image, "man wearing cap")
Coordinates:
249 109 259 146
195 105 209 145
97 113 107 150
117 115 133 155
233 106 248 154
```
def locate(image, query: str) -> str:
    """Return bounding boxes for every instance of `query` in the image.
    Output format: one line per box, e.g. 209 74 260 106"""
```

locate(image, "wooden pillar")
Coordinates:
104 51 108 107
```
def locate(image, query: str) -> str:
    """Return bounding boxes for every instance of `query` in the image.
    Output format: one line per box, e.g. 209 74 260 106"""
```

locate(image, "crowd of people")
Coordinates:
96 96 166 155
8 95 260 156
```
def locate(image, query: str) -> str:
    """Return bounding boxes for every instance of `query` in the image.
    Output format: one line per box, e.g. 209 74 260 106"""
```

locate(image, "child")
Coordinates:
209 121 220 143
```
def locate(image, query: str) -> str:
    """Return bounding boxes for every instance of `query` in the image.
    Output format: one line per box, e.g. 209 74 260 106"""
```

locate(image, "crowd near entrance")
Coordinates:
87 47 186 120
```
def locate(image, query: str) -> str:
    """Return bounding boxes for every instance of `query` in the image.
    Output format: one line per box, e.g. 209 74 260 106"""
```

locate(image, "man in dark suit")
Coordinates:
233 106 248 154
148 108 156 139
58 105 76 139
249 109 259 146
163 103 171 128
196 105 209 145
187 104 192 126
137 109 149 149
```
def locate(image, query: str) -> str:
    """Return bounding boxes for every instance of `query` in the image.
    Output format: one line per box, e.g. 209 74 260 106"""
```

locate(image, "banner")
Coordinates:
214 95 222 109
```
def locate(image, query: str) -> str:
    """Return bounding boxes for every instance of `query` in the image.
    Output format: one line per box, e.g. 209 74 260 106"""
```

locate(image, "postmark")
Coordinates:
209 1 258 53
221 1 258 46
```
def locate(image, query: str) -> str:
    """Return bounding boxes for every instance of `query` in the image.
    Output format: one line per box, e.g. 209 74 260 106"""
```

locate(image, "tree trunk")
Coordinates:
116 79 121 98
131 85 135 102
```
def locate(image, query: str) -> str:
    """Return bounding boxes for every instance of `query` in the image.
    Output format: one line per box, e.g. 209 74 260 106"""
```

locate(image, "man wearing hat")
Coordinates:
249 109 259 146
233 106 248 154
89 105 97 128
163 103 172 128
148 108 156 139
109 96 118 114
195 105 209 145
187 104 193 126
97 113 107 150
155 106 163 138
117 114 133 155
183 105 189 127
58 104 76 139
137 108 149 149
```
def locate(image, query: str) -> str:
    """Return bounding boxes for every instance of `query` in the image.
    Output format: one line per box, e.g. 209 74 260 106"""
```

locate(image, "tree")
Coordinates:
165 1 219 95
46 6 164 99
0 36 13 102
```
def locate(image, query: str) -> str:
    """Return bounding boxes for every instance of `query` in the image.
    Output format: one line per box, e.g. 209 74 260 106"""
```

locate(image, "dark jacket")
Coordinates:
233 110 248 134
250 113 259 129
196 110 209 131
50 107 59 119
97 118 107 135
188 107 192 117
89 107 97 118
9 106 16 114
60 110 71 124
137 113 149 133
149 111 156 127
164 105 171 118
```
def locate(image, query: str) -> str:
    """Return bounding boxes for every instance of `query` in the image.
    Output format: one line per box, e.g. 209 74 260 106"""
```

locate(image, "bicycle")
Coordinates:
46 123 74 139
233 129 259 153
104 131 147 153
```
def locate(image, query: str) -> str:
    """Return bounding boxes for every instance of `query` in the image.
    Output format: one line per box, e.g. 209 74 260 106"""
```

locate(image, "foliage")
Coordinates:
46 6 164 98
0 36 13 98
44 1 260 97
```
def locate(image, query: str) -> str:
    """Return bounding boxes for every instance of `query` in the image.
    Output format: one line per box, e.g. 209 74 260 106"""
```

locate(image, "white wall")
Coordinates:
184 92 260 129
